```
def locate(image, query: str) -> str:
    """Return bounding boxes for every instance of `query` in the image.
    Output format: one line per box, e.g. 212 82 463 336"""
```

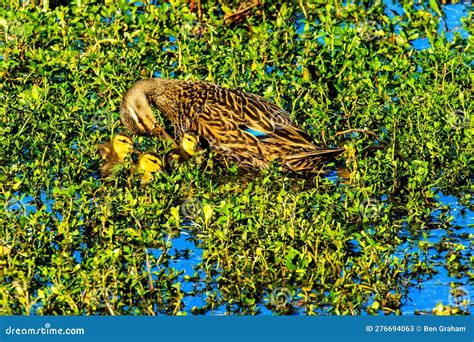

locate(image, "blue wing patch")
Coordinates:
241 127 268 138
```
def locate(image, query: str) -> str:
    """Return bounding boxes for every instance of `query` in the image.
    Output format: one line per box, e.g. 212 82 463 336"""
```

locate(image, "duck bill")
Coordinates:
151 126 178 148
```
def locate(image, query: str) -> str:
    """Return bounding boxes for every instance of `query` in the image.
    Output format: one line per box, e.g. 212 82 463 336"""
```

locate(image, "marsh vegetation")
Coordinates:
0 1 472 315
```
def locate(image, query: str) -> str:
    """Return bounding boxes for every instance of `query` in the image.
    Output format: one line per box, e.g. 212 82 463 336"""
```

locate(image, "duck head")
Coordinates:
120 78 181 137
120 86 159 135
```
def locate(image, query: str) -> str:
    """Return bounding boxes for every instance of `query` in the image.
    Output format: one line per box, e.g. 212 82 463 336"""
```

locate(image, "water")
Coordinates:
398 192 473 314
383 1 470 49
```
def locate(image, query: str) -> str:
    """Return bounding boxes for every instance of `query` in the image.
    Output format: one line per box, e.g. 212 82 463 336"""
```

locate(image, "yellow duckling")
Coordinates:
135 152 164 184
181 132 204 157
167 132 204 167
98 133 134 177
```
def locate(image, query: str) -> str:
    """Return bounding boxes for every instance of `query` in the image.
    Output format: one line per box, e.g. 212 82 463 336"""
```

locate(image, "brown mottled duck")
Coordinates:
120 78 344 172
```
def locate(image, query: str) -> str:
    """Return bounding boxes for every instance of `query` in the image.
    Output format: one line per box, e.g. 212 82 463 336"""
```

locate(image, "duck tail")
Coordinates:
283 147 345 172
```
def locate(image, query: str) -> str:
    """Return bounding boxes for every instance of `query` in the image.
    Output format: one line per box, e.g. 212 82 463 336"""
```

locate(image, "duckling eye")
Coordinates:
144 157 158 164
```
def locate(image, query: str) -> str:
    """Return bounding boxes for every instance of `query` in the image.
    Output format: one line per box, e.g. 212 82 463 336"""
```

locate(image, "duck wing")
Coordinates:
190 83 338 163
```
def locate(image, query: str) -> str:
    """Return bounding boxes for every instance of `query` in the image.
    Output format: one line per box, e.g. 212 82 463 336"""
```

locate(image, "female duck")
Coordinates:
120 78 344 172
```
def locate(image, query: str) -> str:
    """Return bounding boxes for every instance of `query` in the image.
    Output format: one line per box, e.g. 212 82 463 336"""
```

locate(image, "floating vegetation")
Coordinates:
0 1 472 315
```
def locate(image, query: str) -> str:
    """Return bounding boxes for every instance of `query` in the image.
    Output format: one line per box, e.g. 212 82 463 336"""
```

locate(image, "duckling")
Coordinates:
167 132 205 167
179 132 205 161
135 152 164 184
98 133 134 177
182 132 204 157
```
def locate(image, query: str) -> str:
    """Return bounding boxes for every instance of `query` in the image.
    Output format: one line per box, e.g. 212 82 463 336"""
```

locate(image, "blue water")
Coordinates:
7 183 472 315
398 192 473 314
384 1 470 49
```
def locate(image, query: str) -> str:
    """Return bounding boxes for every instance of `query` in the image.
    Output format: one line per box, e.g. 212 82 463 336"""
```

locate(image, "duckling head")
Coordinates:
112 133 134 161
138 152 163 172
182 132 202 156
137 152 164 184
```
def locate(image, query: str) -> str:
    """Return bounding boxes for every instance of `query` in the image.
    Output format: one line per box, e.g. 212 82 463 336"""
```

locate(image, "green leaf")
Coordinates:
429 0 444 18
